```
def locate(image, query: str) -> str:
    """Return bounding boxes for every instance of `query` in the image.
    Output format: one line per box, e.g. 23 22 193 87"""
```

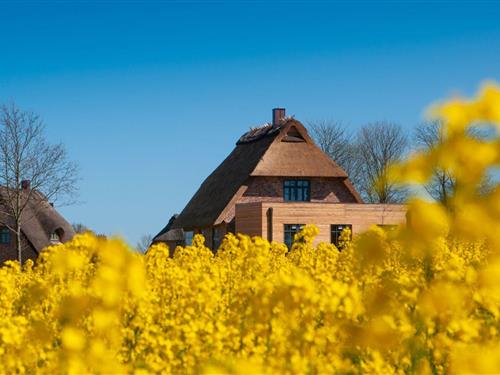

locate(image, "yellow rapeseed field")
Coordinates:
1 84 500 374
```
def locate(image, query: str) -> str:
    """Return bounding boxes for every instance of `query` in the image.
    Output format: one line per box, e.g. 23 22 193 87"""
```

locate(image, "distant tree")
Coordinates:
0 103 79 263
308 121 363 190
355 121 409 203
72 222 91 234
414 121 493 206
136 234 153 253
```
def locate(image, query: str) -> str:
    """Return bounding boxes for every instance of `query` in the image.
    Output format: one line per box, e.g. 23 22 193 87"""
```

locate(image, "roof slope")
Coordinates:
0 187 75 253
174 125 277 229
174 118 360 229
152 214 183 243
251 120 348 177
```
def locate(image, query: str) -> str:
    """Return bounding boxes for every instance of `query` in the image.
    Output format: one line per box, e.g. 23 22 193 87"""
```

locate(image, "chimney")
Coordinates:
21 180 31 190
272 108 286 127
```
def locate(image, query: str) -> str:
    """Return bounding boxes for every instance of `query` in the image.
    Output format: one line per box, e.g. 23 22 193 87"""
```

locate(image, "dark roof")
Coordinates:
237 123 280 144
152 214 183 243
0 187 75 253
173 118 361 229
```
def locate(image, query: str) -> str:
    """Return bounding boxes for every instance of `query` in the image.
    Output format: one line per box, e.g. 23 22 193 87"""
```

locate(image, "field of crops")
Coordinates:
0 84 499 374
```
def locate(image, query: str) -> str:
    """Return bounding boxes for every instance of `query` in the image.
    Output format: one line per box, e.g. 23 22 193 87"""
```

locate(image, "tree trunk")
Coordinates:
16 222 21 264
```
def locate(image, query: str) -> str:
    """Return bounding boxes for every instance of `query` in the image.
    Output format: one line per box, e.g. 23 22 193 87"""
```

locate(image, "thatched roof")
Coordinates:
173 118 361 229
152 214 183 243
0 187 75 253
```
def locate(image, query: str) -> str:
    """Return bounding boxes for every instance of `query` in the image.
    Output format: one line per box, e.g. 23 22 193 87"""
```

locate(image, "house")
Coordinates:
151 214 184 255
0 181 75 263
154 108 406 250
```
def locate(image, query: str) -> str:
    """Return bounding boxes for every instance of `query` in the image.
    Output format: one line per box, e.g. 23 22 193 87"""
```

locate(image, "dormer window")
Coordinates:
50 228 64 243
284 179 310 202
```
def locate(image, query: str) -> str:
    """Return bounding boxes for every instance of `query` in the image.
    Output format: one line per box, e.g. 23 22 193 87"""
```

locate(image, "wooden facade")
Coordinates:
235 202 407 245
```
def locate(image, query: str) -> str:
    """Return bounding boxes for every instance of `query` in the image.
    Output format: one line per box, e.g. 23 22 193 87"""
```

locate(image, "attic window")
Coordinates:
282 126 305 142
50 228 64 242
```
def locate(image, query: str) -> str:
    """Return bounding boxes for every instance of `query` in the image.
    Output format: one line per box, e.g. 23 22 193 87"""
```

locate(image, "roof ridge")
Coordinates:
237 123 280 145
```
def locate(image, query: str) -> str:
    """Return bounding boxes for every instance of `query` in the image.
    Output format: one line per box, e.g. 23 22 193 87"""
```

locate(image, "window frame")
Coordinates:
284 224 305 249
330 224 352 249
283 179 311 202
0 227 10 245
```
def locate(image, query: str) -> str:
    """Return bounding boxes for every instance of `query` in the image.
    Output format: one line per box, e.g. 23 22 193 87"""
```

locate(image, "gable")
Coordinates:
250 120 348 178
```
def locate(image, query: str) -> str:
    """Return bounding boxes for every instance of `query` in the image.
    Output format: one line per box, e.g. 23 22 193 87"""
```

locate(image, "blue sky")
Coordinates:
1 1 500 245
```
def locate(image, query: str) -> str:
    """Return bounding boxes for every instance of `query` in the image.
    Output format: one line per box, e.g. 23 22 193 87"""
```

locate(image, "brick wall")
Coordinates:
241 176 357 203
0 229 38 264
223 176 359 223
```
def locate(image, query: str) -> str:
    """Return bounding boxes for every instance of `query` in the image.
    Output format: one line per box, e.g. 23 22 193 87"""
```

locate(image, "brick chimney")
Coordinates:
272 108 286 127
21 180 31 190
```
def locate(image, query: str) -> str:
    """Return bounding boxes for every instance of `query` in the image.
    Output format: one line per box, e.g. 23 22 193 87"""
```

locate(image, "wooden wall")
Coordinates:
234 202 263 237
235 202 407 245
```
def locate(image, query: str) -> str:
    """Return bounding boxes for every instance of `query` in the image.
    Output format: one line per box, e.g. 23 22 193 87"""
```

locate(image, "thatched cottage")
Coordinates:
0 181 75 263
154 109 406 250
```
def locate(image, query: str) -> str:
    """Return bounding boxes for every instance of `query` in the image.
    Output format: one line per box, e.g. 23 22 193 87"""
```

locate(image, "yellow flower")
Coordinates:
61 327 86 351
0 81 498 374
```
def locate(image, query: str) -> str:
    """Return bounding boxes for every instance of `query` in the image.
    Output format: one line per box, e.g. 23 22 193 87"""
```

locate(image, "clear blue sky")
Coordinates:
1 1 499 245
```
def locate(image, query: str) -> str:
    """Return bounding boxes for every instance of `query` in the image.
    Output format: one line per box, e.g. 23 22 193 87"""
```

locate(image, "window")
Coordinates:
184 231 194 246
0 228 10 244
284 180 310 202
284 224 304 249
50 228 64 242
282 126 306 142
331 224 352 249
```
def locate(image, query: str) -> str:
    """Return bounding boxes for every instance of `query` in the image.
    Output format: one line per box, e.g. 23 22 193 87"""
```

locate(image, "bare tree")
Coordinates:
0 103 79 263
136 234 153 253
355 121 409 203
308 121 363 189
414 121 492 206
72 222 91 234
